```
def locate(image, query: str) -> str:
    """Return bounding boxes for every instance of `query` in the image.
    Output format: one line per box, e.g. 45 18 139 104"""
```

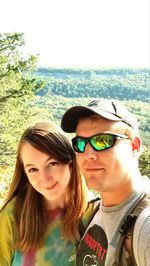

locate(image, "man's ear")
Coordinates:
131 136 141 153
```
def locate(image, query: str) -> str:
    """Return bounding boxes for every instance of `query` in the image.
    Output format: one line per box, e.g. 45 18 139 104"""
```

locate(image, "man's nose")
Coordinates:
84 142 97 160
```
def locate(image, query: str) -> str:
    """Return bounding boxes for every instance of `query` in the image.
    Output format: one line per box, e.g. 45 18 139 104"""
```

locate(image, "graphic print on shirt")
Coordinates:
10 209 76 266
77 225 108 266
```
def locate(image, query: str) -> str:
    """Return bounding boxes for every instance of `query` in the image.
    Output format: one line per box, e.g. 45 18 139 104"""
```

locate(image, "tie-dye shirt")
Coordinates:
0 198 94 266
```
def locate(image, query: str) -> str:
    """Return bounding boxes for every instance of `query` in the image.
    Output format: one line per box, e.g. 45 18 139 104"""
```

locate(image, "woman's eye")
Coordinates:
28 168 38 173
48 161 58 167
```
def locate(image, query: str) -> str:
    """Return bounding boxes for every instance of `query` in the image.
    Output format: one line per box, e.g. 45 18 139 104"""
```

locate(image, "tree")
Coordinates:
0 33 43 103
0 33 44 164
139 149 150 177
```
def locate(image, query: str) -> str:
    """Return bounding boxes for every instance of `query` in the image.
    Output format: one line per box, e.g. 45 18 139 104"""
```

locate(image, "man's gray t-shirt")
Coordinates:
77 190 150 266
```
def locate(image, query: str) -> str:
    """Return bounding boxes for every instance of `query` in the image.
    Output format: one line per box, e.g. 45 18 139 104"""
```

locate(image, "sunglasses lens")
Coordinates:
72 134 119 153
90 134 115 151
72 138 86 152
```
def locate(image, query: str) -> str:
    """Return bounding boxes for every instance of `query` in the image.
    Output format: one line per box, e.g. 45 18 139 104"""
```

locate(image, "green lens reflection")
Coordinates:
91 135 115 150
77 138 86 152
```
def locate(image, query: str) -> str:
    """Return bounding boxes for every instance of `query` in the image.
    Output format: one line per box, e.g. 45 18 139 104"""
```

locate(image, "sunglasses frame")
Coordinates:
72 133 129 153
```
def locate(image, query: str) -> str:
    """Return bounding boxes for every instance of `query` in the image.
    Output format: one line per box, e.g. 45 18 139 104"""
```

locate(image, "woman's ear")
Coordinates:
131 136 141 154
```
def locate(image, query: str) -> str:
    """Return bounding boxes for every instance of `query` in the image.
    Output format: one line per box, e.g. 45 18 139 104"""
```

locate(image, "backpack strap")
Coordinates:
113 193 150 266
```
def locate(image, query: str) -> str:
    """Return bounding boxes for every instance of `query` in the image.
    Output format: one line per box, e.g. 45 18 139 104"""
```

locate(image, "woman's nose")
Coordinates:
40 168 51 181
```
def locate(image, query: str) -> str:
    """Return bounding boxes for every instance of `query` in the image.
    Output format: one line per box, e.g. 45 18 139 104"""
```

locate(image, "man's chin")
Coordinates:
86 180 101 193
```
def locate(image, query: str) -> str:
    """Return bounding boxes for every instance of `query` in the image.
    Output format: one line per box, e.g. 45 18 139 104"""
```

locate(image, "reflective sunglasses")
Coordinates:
72 133 129 153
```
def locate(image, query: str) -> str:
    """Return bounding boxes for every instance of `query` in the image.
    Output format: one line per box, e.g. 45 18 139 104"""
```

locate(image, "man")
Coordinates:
61 99 150 266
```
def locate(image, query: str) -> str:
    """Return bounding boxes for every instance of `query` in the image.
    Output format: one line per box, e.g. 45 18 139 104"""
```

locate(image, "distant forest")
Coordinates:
35 67 150 102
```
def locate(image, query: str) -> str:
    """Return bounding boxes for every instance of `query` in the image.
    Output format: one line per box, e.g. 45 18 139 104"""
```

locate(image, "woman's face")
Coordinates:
20 142 72 209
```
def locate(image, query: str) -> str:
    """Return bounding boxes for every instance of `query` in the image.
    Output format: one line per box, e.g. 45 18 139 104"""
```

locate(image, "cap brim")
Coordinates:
61 105 122 133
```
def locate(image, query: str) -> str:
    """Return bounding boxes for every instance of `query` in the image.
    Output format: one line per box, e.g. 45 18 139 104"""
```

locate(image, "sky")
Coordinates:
1 0 150 68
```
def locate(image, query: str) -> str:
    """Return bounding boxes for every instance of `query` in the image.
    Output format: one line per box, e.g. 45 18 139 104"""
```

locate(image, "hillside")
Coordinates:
34 67 150 102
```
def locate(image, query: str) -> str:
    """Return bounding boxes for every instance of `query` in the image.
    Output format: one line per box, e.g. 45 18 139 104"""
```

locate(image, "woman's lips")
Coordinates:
45 182 58 190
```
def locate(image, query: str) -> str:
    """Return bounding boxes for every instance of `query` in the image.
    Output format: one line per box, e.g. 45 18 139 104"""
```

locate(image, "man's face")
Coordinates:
76 116 136 194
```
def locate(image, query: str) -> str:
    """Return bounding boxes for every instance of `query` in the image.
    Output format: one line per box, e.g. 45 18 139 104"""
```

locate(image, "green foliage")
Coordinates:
35 67 150 102
0 33 45 165
139 149 150 177
0 33 43 104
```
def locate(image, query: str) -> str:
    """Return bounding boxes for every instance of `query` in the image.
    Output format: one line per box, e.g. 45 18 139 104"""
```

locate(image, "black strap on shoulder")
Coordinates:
87 196 101 224
79 197 100 239
88 196 101 204
113 193 150 266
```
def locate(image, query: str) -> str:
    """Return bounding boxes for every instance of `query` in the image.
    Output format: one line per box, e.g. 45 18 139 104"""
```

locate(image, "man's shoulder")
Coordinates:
133 204 150 264
131 192 150 228
134 205 150 231
132 193 150 248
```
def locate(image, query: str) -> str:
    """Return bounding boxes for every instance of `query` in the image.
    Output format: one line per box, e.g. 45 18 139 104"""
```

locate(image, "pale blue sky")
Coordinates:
1 0 150 68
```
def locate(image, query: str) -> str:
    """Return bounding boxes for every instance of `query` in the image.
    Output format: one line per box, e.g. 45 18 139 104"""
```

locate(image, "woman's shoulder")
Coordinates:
0 197 16 216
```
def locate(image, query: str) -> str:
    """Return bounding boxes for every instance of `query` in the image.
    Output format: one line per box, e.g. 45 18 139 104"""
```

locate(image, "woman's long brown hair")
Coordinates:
1 122 88 252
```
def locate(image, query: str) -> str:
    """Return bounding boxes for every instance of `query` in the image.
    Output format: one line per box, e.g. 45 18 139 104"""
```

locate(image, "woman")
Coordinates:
0 122 92 266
